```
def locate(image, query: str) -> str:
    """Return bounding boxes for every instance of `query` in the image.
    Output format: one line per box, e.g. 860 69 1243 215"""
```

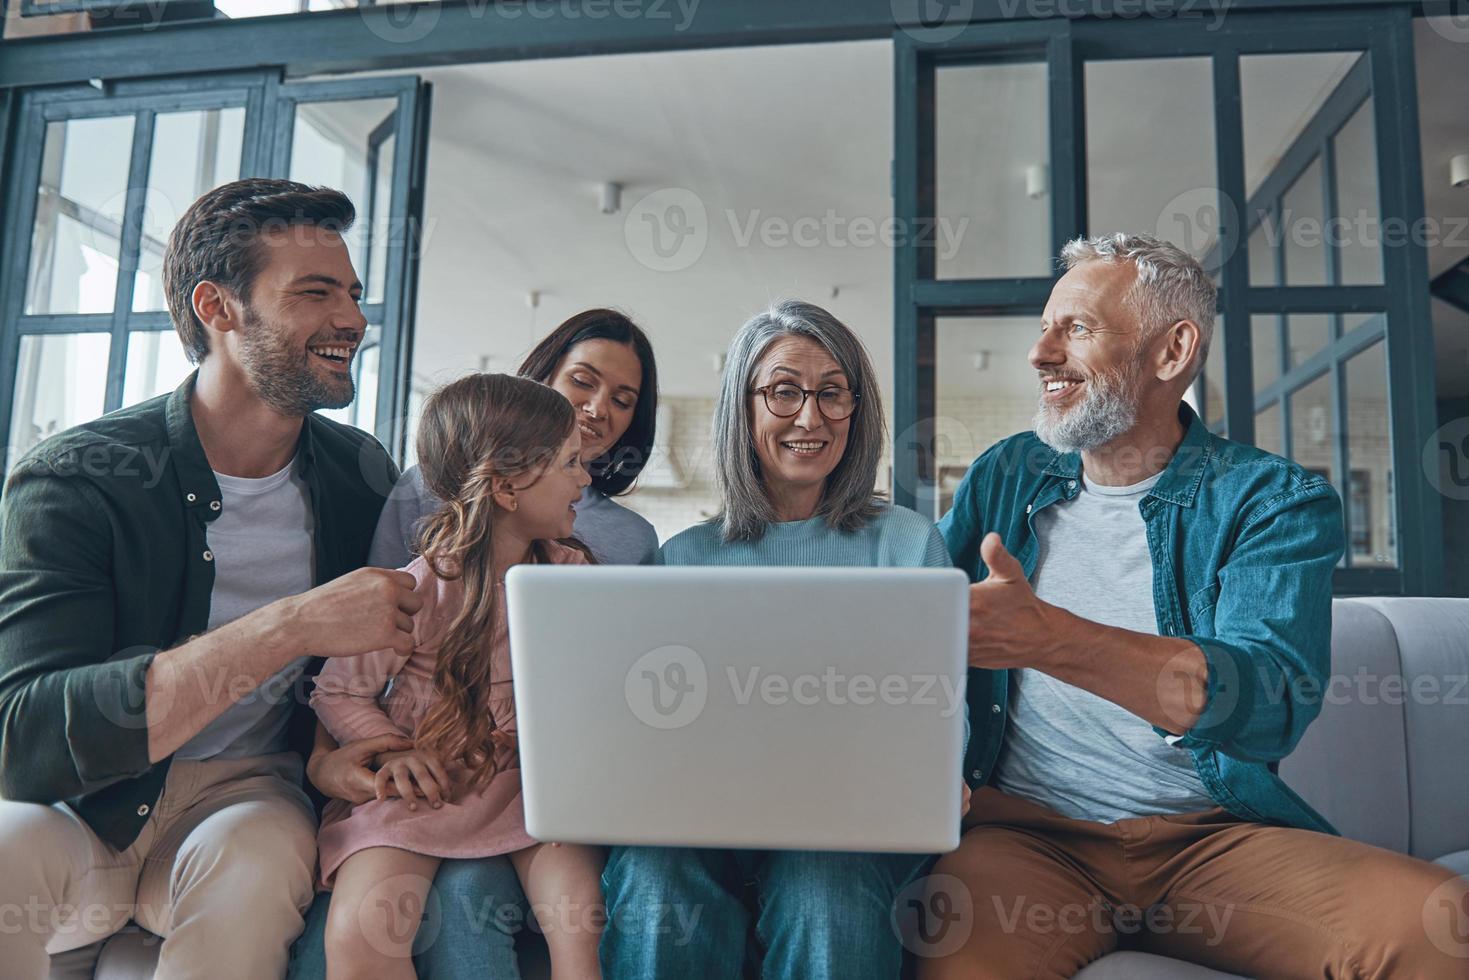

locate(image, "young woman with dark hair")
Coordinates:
371 308 660 568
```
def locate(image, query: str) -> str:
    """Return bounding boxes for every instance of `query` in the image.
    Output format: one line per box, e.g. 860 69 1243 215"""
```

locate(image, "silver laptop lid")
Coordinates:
506 565 968 853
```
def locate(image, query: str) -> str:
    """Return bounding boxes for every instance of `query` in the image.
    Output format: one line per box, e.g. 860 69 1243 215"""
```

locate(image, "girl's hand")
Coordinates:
375 748 455 810
308 732 414 805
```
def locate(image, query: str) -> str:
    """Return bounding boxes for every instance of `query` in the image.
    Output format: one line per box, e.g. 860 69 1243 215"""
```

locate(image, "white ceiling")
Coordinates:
388 28 1467 404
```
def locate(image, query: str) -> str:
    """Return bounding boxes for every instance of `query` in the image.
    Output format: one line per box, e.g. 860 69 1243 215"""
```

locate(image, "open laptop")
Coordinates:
505 565 969 853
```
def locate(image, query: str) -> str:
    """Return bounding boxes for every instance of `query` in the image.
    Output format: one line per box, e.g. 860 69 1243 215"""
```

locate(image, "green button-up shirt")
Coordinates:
0 374 397 849
939 403 1345 833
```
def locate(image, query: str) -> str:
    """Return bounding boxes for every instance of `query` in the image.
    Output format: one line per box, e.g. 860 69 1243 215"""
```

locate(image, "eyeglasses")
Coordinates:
750 383 860 421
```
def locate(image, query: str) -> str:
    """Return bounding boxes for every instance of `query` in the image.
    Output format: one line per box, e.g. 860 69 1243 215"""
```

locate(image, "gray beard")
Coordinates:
237 304 354 416
1032 365 1140 453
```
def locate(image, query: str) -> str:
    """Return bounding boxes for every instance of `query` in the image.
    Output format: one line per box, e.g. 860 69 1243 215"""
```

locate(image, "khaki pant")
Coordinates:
918 786 1468 979
0 752 317 980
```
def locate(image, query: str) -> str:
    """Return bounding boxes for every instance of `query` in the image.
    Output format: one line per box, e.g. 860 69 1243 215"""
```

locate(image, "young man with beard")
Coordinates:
924 234 1464 978
0 178 422 979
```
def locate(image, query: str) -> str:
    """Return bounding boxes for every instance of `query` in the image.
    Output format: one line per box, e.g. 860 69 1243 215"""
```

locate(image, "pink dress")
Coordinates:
310 541 588 889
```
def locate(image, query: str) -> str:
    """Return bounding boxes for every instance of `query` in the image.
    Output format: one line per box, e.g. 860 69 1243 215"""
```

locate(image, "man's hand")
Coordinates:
966 533 1057 670
375 747 455 810
307 732 414 805
274 567 423 660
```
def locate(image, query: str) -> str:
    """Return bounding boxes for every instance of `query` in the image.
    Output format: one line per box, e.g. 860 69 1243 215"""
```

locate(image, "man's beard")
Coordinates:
237 303 355 416
1032 362 1141 453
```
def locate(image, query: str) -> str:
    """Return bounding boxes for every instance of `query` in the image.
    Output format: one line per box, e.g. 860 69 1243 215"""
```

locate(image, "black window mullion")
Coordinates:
1213 48 1253 447
1370 13 1442 595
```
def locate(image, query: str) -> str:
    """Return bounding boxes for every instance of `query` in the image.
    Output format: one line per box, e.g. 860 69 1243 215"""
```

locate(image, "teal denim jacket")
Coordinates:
938 403 1345 833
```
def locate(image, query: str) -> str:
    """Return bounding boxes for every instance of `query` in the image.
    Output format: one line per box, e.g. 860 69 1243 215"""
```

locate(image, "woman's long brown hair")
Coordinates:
412 373 575 788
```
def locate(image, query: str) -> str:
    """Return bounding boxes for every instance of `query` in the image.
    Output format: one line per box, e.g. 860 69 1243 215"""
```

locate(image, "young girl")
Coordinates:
311 374 605 980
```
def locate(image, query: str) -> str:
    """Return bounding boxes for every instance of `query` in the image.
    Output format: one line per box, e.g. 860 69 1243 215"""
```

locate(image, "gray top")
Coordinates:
176 463 315 761
992 470 1215 823
368 464 659 569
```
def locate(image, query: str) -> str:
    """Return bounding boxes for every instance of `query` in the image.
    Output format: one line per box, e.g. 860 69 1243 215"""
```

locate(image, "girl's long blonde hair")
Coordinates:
412 373 576 787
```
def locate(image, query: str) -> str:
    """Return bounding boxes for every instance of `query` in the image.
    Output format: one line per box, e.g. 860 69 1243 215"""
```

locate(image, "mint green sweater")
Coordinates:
657 502 951 569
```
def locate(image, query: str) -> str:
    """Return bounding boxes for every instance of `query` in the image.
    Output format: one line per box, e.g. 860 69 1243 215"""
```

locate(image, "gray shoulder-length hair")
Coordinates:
713 299 886 543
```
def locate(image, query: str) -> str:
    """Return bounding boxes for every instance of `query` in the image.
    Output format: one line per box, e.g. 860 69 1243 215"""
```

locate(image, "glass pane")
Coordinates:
122 331 195 407
1250 315 1280 392
1280 158 1328 286
1241 52 1366 285
1193 313 1224 430
290 98 398 291
934 317 1040 520
26 116 136 315
1332 96 1383 286
1287 314 1333 369
1256 401 1283 457
133 107 247 312
1248 219 1278 286
1088 57 1219 269
7 333 110 471
1288 371 1335 485
1344 340 1396 567
366 132 395 306
935 63 1050 279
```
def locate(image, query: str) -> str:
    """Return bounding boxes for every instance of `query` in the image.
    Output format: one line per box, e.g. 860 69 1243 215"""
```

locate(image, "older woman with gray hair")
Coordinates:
599 300 951 980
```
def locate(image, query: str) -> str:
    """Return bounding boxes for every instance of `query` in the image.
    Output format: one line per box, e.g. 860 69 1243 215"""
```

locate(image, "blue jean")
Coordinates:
600 846 925 980
286 856 527 979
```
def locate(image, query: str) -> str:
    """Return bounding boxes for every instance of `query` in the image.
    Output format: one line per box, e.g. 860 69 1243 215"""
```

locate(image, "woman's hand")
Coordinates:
307 732 414 805
375 748 455 810
961 780 972 819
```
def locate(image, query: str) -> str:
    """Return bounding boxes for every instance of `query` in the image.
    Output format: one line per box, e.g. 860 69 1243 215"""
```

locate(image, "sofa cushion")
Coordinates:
1356 598 1469 861
1436 849 1469 880
1278 599 1411 852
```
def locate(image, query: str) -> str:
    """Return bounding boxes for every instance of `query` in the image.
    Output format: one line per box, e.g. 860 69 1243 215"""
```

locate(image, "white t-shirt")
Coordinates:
174 462 315 761
992 470 1216 823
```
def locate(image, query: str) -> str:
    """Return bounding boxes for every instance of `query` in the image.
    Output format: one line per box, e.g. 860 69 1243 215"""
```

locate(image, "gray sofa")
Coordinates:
60 597 1469 980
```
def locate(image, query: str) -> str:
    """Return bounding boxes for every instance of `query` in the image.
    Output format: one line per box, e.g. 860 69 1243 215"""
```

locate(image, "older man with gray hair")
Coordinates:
925 234 1461 978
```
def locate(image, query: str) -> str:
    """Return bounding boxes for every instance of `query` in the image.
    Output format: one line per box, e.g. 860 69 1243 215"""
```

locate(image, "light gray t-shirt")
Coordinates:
175 463 315 761
369 464 658 569
992 470 1215 823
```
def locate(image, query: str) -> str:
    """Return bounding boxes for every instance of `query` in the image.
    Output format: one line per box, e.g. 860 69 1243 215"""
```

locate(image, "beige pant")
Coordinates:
0 751 317 980
920 786 1467 980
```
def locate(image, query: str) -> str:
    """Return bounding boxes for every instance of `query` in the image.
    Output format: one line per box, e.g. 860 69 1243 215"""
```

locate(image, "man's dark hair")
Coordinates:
163 178 356 364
